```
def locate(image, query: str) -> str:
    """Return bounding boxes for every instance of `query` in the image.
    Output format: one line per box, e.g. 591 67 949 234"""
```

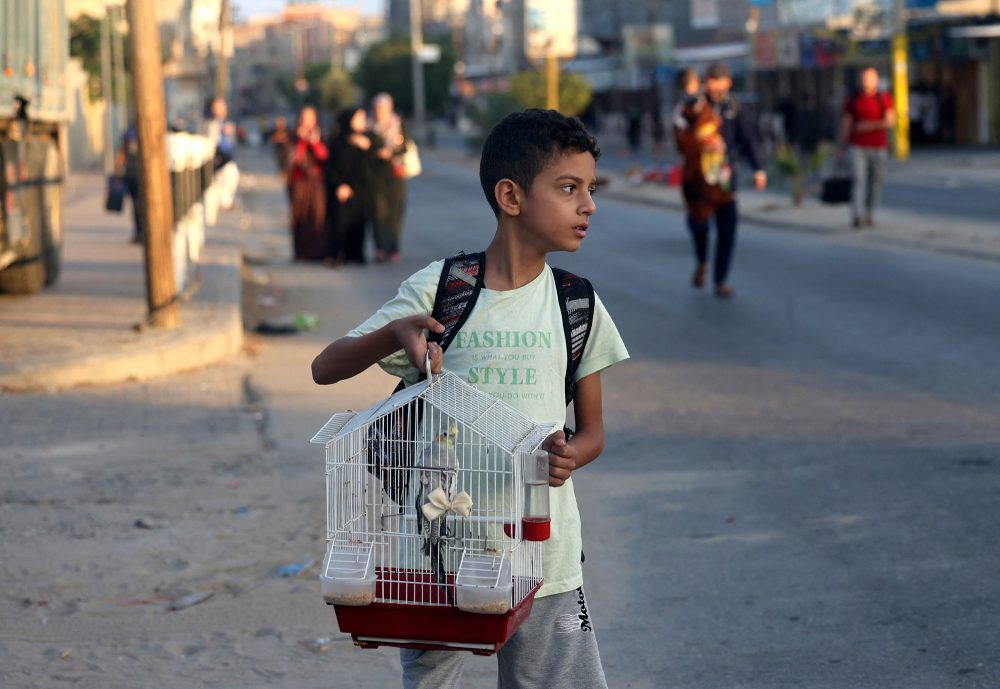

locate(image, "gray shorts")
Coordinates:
400 587 608 689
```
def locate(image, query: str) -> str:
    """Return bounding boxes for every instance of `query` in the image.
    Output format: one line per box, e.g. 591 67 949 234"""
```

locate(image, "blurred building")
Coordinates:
750 0 1000 145
388 0 471 39
460 0 524 91
230 4 384 117
455 0 1000 146
66 0 223 162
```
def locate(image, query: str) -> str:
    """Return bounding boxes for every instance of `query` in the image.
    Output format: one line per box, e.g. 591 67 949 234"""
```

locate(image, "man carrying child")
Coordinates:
674 63 767 298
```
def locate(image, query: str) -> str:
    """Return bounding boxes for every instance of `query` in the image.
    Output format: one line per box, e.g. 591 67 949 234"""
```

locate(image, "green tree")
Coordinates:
70 14 130 102
69 14 103 100
279 62 356 113
353 36 456 115
510 70 593 117
320 66 358 114
463 92 521 151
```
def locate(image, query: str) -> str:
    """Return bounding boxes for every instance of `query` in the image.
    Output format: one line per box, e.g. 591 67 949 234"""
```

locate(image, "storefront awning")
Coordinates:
948 23 1000 38
673 42 749 64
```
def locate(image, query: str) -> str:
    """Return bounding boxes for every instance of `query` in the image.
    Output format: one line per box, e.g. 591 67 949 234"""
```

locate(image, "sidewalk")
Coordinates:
0 170 243 393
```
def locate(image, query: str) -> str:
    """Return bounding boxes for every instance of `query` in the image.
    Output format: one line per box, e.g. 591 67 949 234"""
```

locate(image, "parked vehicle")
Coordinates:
0 0 69 293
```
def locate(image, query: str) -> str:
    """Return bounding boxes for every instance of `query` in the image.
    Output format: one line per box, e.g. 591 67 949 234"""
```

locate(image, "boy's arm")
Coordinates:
546 371 605 487
311 316 444 385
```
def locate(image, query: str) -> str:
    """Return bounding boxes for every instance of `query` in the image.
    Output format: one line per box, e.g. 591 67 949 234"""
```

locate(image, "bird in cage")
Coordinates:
414 422 471 601
365 401 419 509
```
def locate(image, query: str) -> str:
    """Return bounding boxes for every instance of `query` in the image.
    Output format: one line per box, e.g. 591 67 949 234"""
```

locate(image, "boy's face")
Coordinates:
514 150 597 254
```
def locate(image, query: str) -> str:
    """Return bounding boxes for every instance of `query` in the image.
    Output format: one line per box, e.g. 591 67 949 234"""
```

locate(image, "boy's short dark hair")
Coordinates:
480 109 601 216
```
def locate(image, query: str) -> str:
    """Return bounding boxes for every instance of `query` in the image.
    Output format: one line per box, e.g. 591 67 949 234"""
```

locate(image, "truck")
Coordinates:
0 0 69 293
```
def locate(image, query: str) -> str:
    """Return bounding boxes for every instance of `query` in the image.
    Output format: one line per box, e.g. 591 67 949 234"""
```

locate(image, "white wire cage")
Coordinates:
311 370 559 652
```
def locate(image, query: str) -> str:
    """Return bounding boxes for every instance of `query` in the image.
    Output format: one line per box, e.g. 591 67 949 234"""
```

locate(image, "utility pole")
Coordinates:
892 0 910 160
410 0 427 143
215 0 231 101
100 10 114 174
125 0 179 328
546 54 559 111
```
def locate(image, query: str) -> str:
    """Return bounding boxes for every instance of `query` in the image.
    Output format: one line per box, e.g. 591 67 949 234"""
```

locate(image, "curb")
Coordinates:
0 238 244 394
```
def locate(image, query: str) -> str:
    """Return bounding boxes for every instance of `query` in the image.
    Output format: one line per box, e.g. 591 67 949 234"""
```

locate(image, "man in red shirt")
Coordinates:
839 67 895 228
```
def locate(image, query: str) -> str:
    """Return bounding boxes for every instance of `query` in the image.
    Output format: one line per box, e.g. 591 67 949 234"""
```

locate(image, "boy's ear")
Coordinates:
494 178 522 217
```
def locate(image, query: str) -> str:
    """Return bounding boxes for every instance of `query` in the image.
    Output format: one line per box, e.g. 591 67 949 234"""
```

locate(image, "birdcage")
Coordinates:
310 366 558 655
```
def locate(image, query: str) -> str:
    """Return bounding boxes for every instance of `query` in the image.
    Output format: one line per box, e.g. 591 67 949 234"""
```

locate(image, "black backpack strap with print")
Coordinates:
428 251 486 352
551 267 595 406
392 252 485 393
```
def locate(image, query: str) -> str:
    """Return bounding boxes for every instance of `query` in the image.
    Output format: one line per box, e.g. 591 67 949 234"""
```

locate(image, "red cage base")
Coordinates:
330 572 542 655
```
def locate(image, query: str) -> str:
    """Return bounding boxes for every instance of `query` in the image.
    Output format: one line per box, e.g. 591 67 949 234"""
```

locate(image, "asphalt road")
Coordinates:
878 178 998 224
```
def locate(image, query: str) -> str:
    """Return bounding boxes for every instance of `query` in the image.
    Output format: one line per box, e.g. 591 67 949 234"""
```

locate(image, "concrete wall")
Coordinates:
66 59 107 171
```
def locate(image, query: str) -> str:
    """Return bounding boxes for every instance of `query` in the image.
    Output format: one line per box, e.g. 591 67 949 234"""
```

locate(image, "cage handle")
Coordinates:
425 349 433 381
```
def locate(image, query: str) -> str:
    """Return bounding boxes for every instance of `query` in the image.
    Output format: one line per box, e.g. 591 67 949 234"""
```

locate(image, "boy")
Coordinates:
311 109 629 689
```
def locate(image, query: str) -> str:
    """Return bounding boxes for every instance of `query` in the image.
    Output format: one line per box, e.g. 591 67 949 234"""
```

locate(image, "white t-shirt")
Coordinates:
347 260 629 596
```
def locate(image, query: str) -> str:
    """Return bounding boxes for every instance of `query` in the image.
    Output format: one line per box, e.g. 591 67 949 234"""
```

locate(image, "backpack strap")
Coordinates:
429 251 485 352
551 267 595 406
393 251 485 393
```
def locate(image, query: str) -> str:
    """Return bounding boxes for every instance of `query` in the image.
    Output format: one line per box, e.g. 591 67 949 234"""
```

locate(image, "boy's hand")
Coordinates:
392 315 445 375
544 430 577 487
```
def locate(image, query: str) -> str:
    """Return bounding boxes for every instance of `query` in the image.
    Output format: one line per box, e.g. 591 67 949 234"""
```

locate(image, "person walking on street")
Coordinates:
287 106 329 262
369 93 408 264
672 67 719 280
838 66 894 228
114 122 145 244
206 97 240 211
325 106 374 266
676 63 767 298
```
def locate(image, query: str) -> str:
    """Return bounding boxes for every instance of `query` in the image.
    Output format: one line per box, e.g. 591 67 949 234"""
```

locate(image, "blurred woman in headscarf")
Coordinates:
368 93 408 263
287 105 329 261
325 106 374 265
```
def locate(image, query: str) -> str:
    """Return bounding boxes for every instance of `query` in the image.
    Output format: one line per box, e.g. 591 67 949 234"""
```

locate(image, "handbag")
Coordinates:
399 138 422 179
105 175 126 213
820 175 852 204
820 156 852 204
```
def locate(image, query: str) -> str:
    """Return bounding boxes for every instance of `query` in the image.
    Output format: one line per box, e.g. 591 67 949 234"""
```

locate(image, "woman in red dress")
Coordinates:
287 106 329 261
